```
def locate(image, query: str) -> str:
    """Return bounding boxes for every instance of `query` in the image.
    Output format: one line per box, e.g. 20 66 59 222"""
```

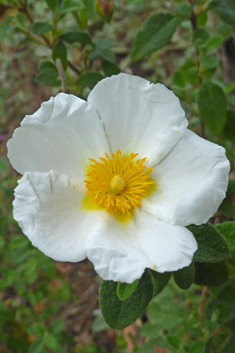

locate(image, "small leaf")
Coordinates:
197 81 227 135
196 11 208 26
194 261 228 286
175 2 192 18
59 30 92 45
212 0 235 27
100 270 153 329
218 279 235 306
223 110 235 145
0 157 8 172
149 270 171 296
36 61 61 87
216 222 235 253
78 71 104 88
52 41 67 68
90 46 115 63
45 0 58 10
32 22 53 35
193 28 210 45
117 280 139 301
131 13 180 61
101 61 121 76
43 333 58 349
57 0 84 14
173 70 186 88
199 55 220 69
49 319 65 333
188 223 229 263
204 35 223 52
173 262 195 290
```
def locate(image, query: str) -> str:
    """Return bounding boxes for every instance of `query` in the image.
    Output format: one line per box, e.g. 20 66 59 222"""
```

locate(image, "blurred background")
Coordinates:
1 0 235 352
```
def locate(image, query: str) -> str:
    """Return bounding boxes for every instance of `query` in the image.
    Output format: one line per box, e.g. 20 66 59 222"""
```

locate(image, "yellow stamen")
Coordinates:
85 150 155 217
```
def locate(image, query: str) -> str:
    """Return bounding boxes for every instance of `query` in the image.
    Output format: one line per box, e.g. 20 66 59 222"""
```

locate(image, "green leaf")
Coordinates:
131 13 180 61
52 41 67 68
173 262 195 289
196 11 208 26
216 222 235 252
227 180 235 196
220 333 235 353
101 61 121 76
45 0 58 10
175 3 192 18
212 0 235 26
0 157 8 172
197 81 227 135
59 30 92 45
204 35 223 52
223 110 235 145
78 71 104 88
188 223 229 263
36 61 61 87
100 270 153 329
173 70 186 88
199 55 220 69
218 280 235 306
90 43 115 63
57 0 84 14
193 28 210 45
28 340 44 353
194 261 228 286
149 270 171 296
49 319 65 333
43 333 58 349
117 280 139 301
32 22 53 35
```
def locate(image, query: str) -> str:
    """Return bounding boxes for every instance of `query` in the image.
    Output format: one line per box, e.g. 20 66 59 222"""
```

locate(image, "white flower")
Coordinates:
7 73 230 284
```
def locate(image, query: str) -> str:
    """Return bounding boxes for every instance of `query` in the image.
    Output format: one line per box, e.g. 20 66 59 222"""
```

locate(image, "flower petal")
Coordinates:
13 171 105 262
87 73 188 167
141 129 230 226
87 208 197 283
7 93 110 179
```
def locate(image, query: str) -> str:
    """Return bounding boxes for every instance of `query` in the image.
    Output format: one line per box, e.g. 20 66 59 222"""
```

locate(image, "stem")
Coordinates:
198 286 208 326
56 58 68 92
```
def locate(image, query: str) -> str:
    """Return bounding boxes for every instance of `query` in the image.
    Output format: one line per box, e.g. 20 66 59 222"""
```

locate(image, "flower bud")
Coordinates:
94 0 114 23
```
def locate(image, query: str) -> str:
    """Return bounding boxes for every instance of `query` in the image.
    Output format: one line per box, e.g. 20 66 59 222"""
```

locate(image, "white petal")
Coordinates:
7 93 110 179
13 171 105 262
141 129 230 226
87 208 197 283
88 73 187 167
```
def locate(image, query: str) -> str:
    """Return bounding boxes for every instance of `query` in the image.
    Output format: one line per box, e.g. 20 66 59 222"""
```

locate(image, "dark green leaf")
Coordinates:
218 280 235 306
196 11 208 26
45 0 58 10
173 70 186 87
219 199 235 218
212 0 235 26
43 333 58 349
131 13 180 61
117 280 139 301
175 3 192 18
197 81 227 135
173 262 195 289
199 55 220 69
205 35 223 52
78 71 104 88
194 261 228 286
188 223 229 263
149 270 171 296
32 22 53 35
100 270 153 329
28 340 44 353
50 319 65 333
223 110 235 145
227 180 235 196
59 30 92 45
36 61 61 87
193 28 210 45
90 46 115 63
220 333 235 353
101 61 121 76
52 41 67 68
57 0 84 14
216 222 235 252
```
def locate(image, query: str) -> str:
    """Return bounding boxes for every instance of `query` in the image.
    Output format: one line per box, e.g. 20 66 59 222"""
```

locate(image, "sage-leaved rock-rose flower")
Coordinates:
7 73 230 283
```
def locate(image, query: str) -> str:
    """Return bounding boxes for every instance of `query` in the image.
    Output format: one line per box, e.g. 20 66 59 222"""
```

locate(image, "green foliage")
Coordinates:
216 222 235 253
100 271 153 329
59 30 92 45
52 41 67 68
117 280 139 301
194 262 228 286
173 263 195 290
197 81 227 135
212 0 235 26
78 71 104 88
32 22 54 35
150 270 171 296
131 13 180 61
57 0 84 14
189 223 230 263
36 61 61 86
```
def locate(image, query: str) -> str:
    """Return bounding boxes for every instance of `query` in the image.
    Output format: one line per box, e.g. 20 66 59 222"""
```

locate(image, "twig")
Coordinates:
198 286 208 326
56 58 68 92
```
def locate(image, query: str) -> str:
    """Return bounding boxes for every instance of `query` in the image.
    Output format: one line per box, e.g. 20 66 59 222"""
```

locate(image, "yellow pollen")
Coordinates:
109 175 126 194
84 149 155 218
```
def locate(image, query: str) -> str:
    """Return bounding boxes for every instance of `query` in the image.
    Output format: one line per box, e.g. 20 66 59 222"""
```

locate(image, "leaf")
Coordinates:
52 41 67 68
59 30 92 45
199 55 220 69
188 223 229 263
193 28 210 45
173 262 195 289
32 22 53 35
227 180 235 196
90 46 115 63
78 71 104 88
218 280 235 306
100 270 153 329
215 222 235 253
194 261 228 286
223 110 235 145
117 280 139 301
197 81 227 135
101 61 121 76
175 3 192 18
204 35 224 52
43 333 58 349
0 157 8 172
149 270 171 296
212 0 235 26
57 0 84 14
45 0 58 10
131 13 180 61
36 61 61 87
173 70 186 88
49 319 65 333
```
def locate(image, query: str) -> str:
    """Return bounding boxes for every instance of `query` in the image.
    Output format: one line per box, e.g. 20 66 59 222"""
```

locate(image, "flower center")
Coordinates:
85 150 155 217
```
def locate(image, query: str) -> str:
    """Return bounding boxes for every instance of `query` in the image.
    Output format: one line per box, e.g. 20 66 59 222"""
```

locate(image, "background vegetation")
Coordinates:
0 0 235 352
